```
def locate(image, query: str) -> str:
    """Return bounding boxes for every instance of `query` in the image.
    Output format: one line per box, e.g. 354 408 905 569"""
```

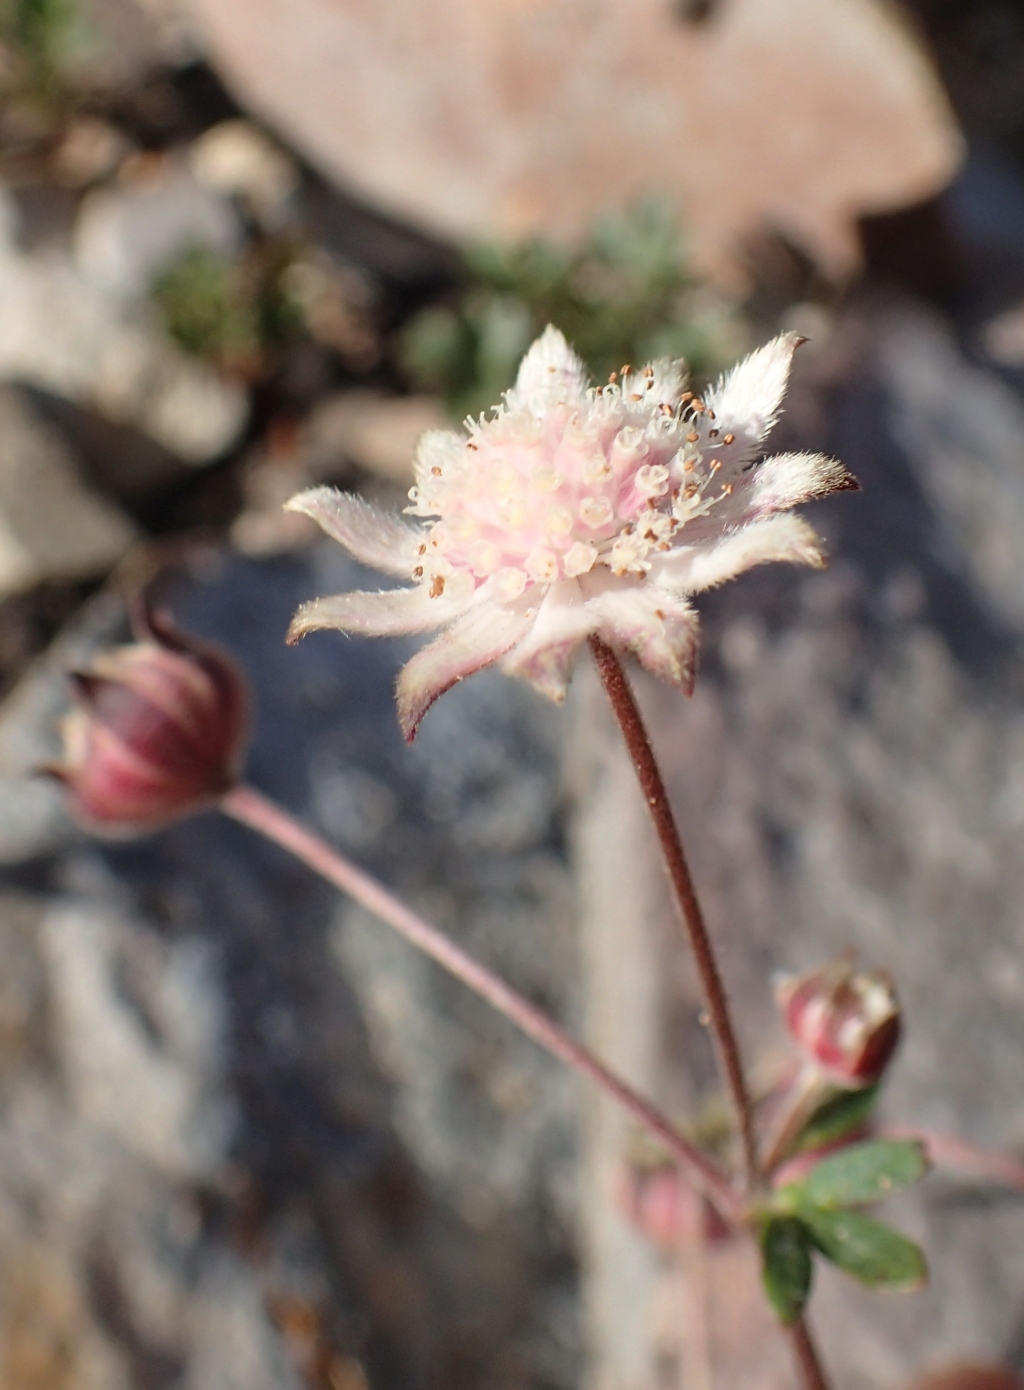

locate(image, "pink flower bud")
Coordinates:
48 607 248 834
775 958 901 1086
617 1163 733 1249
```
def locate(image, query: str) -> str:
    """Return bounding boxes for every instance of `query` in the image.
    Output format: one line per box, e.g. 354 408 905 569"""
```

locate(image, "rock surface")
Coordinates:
573 292 1024 1389
181 0 961 284
0 544 579 1390
74 164 240 303
0 187 247 464
0 388 137 600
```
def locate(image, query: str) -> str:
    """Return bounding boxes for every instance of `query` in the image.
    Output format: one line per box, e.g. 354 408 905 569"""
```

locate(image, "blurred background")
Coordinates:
0 1 1023 1387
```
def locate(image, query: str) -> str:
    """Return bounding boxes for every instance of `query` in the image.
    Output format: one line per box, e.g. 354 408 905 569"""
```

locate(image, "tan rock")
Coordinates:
181 0 962 285
304 391 446 484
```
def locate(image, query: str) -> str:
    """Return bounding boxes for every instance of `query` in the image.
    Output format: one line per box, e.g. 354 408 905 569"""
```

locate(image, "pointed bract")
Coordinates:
397 606 532 740
505 325 590 415
285 488 422 576
287 585 472 643
286 325 854 733
706 331 803 454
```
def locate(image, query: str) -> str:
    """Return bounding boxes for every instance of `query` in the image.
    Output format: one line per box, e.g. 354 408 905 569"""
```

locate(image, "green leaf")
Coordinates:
801 1208 928 1289
794 1084 880 1154
801 1140 929 1209
760 1218 813 1324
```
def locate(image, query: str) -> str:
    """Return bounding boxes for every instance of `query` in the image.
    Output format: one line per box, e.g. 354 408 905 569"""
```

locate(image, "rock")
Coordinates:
979 301 1024 367
63 0 199 85
0 187 247 463
51 119 134 190
0 388 136 598
74 161 240 303
189 119 300 224
304 391 446 484
572 290 1024 1388
0 542 579 1389
181 0 961 284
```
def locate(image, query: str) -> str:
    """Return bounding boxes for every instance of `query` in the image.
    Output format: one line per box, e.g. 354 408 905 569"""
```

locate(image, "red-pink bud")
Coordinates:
617 1163 733 1248
775 958 901 1086
48 607 248 834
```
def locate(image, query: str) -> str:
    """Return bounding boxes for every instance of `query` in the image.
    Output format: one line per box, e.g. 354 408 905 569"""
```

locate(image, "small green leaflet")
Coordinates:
760 1218 813 1324
800 1207 928 1289
794 1084 880 1154
800 1140 929 1210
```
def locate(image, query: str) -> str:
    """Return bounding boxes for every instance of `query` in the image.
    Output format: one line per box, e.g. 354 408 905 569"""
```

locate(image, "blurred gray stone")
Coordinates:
189 120 300 226
74 165 240 303
0 388 136 599
573 292 1024 1389
304 391 445 485
0 187 247 464
0 543 579 1390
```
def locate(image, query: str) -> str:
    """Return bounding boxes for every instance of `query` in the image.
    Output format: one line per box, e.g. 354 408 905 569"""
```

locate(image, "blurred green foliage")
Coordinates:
399 201 740 420
0 0 92 95
152 244 305 378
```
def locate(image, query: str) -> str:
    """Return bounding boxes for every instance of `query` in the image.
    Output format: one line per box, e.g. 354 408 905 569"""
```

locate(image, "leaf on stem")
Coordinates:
793 1083 880 1154
800 1139 929 1209
800 1207 928 1289
760 1218 813 1324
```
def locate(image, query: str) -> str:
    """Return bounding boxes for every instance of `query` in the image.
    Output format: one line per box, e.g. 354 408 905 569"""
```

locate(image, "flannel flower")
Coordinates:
286 327 855 740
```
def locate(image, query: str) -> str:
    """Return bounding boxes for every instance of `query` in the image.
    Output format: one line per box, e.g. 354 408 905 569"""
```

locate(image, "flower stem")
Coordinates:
220 782 740 1222
786 1315 831 1390
588 637 760 1190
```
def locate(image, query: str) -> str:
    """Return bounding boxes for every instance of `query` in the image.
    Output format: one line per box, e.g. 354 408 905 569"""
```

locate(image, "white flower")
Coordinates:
286 326 855 740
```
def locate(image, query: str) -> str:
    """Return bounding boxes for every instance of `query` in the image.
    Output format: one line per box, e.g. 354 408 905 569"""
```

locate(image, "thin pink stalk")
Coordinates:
886 1127 1024 1190
220 782 740 1222
588 637 760 1190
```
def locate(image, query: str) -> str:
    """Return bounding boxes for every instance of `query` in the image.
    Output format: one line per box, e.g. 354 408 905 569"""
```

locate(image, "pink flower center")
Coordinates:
407 372 729 601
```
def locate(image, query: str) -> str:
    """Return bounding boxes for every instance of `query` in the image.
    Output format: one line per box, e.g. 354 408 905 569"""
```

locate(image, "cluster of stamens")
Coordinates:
406 363 739 603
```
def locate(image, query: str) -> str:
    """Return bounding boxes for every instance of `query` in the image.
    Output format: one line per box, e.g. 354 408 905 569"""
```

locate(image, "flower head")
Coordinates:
286 326 855 740
48 607 249 834
776 958 902 1087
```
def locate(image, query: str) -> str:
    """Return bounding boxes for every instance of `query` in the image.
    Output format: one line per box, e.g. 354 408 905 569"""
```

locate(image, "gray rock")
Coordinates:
74 166 240 304
0 543 579 1390
0 187 247 464
573 292 1024 1389
0 389 137 600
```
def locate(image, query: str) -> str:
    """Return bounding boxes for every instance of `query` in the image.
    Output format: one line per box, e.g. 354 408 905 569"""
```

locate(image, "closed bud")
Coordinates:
775 957 901 1086
47 606 249 834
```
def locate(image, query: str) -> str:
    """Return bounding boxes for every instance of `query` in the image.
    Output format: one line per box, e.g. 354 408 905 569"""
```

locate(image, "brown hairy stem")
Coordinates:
588 636 760 1189
220 782 740 1222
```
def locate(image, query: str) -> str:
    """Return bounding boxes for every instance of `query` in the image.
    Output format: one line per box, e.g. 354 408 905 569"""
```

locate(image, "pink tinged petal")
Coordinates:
705 332 803 450
590 587 700 693
653 514 826 595
501 579 597 704
284 488 424 576
506 325 590 415
747 452 859 514
397 605 532 741
287 585 469 643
